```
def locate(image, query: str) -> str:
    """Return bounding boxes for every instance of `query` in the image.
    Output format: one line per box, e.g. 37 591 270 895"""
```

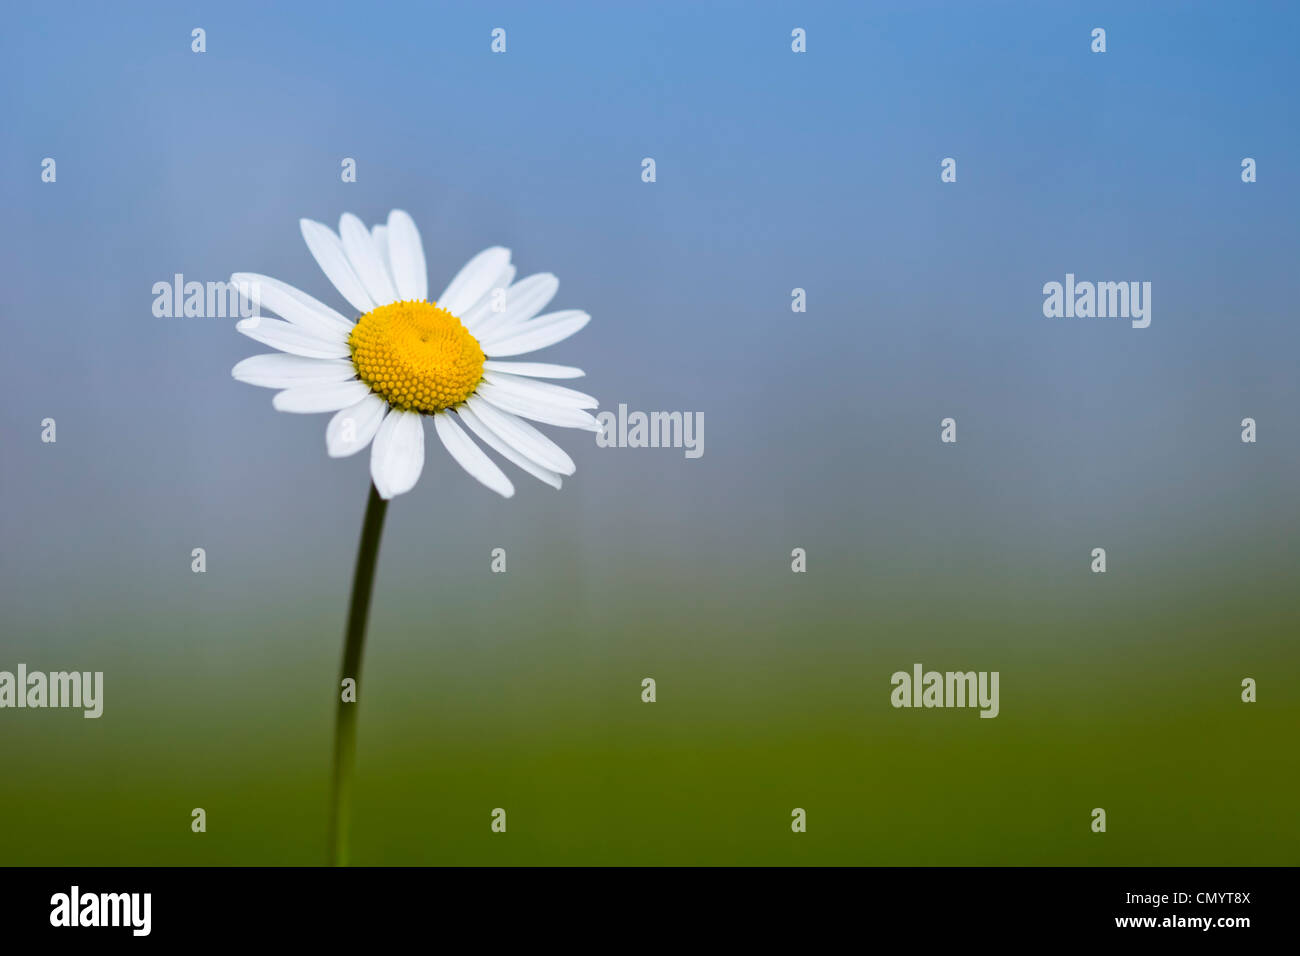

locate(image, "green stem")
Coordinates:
328 482 389 867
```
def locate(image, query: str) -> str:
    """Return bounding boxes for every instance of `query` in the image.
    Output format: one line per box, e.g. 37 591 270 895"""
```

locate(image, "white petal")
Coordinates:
460 264 518 329
482 371 598 409
465 396 577 474
455 406 561 489
236 317 351 359
370 409 425 499
477 387 602 431
326 393 388 457
230 273 353 340
496 264 518 292
433 413 514 498
339 213 397 305
438 247 511 316
481 310 590 357
300 218 376 315
232 354 357 389
272 380 373 414
482 361 586 379
386 210 428 302
470 273 558 339
371 225 396 288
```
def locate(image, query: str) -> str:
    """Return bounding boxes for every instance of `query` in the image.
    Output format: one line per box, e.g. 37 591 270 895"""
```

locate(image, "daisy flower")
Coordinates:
226 210 605 864
231 209 599 498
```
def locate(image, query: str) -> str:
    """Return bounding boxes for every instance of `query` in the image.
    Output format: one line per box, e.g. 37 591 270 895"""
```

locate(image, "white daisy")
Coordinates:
231 210 599 499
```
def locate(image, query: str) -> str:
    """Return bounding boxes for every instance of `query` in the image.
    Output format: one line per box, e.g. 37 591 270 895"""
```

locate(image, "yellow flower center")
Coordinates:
348 300 485 413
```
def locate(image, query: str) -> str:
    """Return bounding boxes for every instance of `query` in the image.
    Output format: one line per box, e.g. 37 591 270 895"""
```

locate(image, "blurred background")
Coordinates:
1 0 1296 865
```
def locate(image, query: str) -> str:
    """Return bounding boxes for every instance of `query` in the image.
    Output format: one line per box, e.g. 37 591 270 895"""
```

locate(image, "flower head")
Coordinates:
231 211 598 498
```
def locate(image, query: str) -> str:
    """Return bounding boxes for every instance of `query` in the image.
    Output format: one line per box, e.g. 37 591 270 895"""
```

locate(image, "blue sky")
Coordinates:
2 0 1297 623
